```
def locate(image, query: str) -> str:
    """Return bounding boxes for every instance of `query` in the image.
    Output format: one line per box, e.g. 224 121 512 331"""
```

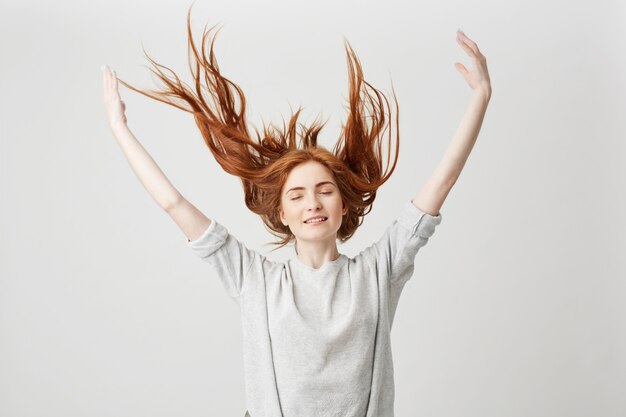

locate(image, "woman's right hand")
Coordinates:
102 65 128 130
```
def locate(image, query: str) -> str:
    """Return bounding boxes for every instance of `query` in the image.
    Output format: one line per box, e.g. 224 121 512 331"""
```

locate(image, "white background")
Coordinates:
1 0 625 416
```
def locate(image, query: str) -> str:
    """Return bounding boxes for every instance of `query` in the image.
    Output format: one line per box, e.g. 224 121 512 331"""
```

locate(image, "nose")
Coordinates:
305 193 322 210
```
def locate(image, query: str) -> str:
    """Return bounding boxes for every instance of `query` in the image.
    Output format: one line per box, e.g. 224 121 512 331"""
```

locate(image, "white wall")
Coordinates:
1 0 624 416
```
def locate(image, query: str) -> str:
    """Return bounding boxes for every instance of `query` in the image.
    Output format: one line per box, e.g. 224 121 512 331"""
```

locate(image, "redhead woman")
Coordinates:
102 7 491 417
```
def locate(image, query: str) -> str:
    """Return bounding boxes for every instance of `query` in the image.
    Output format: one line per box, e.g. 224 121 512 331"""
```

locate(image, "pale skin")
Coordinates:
102 29 491 269
412 29 491 217
279 160 348 269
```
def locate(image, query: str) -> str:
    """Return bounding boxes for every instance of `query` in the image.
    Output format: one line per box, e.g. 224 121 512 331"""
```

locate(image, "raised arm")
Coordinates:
412 29 492 216
102 65 211 241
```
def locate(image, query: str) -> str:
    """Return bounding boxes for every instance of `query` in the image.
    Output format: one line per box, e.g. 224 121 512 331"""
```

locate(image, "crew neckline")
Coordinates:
291 253 348 273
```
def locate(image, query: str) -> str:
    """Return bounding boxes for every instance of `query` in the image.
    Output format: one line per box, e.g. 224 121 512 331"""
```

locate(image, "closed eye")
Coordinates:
290 192 333 201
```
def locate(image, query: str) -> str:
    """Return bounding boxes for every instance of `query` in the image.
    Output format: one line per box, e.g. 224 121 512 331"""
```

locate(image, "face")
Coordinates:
279 161 348 244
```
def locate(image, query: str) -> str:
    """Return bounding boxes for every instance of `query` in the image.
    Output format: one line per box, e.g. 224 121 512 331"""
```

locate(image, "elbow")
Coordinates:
433 173 458 191
433 161 461 191
163 194 183 212
445 174 459 190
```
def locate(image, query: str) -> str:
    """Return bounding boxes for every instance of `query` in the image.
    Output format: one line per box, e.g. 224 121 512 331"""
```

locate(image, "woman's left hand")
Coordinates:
455 30 492 95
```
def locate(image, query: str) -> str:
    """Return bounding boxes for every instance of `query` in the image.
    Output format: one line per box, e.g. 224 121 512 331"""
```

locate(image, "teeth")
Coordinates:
305 217 327 224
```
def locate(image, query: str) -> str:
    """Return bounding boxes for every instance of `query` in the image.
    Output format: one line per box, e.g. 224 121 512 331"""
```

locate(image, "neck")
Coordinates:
295 240 341 269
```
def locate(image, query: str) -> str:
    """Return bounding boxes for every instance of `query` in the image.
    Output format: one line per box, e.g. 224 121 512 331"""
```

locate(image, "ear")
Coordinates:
279 207 287 226
342 201 348 216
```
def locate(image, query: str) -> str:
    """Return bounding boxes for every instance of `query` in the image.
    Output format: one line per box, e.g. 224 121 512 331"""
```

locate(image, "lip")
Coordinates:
303 216 328 224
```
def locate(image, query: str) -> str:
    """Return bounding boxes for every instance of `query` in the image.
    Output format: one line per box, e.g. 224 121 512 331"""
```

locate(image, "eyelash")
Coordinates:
290 192 332 201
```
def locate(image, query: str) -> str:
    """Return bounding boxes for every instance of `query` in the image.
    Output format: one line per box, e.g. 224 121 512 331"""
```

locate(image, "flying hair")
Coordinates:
116 4 401 252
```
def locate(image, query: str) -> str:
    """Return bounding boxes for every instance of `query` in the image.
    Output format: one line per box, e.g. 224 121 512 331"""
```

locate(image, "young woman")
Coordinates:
102 9 491 417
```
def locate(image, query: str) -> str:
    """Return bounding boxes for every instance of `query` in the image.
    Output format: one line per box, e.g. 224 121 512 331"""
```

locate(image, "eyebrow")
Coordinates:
285 181 336 195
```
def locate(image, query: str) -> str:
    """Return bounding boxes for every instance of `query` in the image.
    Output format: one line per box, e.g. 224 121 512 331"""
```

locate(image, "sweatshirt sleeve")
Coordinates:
369 200 443 285
186 219 259 299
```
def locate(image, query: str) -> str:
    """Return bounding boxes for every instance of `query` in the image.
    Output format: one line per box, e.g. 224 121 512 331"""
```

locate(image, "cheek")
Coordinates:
282 204 297 221
333 197 344 211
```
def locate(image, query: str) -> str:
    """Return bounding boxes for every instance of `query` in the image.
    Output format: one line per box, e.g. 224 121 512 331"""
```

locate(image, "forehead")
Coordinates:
283 162 336 192
284 161 333 184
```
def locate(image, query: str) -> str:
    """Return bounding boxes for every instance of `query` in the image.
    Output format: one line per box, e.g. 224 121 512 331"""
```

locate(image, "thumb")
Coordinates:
455 62 468 77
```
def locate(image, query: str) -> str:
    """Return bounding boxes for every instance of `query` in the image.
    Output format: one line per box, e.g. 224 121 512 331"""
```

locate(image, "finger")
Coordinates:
457 31 480 56
113 69 119 93
106 66 114 93
106 68 117 100
104 68 113 102
456 35 477 59
459 39 483 63
114 71 124 101
464 36 480 54
455 62 468 78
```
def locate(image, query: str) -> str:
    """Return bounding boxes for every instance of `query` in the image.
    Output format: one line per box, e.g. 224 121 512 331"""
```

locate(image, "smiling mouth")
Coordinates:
304 217 328 224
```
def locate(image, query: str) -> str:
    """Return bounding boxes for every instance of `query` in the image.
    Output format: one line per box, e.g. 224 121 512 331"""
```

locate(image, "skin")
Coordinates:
411 29 492 216
102 29 492 255
279 161 348 269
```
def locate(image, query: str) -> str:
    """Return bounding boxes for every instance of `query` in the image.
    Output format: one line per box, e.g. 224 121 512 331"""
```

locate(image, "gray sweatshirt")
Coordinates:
187 200 443 417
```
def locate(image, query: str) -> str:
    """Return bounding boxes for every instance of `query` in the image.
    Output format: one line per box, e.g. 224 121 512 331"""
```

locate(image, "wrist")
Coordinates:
476 84 492 99
110 121 128 134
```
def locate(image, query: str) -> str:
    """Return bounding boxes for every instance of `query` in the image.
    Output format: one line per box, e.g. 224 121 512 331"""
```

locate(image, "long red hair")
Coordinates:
117 6 401 251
